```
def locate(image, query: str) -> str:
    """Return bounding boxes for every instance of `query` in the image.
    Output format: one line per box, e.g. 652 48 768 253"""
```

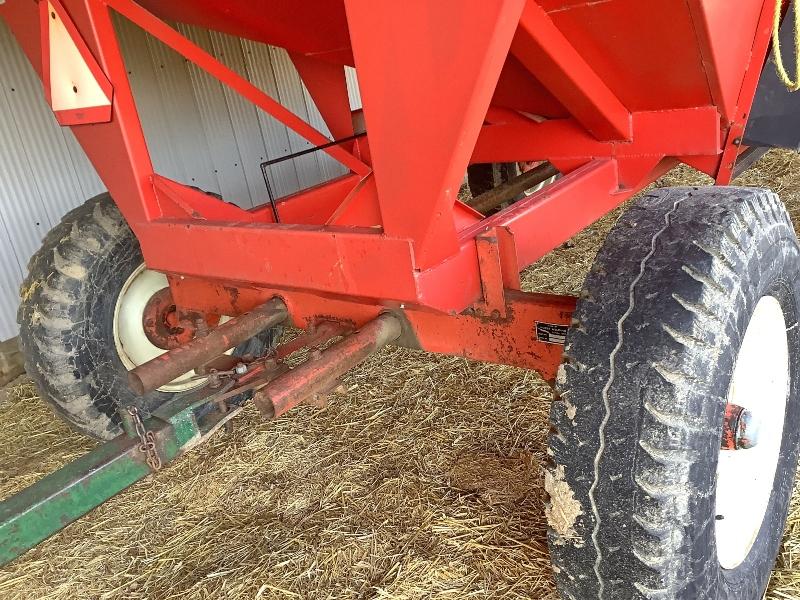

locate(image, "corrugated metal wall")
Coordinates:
0 17 362 341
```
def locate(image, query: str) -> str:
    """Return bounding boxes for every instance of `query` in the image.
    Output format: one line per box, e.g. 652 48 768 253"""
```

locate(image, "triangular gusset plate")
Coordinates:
41 0 113 125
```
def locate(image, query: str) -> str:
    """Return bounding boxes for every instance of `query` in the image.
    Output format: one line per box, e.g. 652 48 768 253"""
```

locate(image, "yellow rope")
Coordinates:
773 0 800 91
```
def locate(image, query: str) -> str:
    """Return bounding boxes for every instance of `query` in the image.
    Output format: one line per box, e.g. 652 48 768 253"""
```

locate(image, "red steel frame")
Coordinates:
0 0 780 382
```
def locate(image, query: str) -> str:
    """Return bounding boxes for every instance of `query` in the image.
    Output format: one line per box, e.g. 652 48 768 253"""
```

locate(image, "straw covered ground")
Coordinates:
1 151 800 599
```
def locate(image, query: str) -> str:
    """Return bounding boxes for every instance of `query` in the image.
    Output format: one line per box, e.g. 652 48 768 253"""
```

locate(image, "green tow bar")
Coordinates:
0 391 232 566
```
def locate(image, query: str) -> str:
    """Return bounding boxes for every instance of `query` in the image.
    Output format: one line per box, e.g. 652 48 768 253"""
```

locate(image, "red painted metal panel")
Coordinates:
324 174 382 227
686 0 768 125
473 107 721 163
491 54 569 118
289 52 354 143
345 0 525 268
135 0 354 64
252 174 362 224
0 0 778 373
152 176 262 221
536 0 714 112
511 1 631 141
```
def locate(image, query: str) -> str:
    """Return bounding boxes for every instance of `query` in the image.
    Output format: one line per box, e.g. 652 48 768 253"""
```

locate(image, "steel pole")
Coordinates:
253 313 402 418
128 298 287 395
467 162 559 215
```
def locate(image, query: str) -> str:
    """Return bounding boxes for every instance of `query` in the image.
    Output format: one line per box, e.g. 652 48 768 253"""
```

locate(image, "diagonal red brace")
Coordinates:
511 2 632 141
104 0 370 176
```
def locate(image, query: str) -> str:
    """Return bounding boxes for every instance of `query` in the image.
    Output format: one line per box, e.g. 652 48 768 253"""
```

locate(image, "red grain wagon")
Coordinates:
1 1 799 597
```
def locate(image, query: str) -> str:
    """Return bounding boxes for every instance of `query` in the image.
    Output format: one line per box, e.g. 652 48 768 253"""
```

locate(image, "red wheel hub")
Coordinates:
141 288 203 350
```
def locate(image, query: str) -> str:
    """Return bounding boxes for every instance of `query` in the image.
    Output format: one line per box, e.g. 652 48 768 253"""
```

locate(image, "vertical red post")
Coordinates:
344 0 526 268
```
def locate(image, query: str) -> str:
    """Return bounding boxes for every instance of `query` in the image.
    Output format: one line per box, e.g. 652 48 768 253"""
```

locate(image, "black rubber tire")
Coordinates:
548 187 800 599
18 193 278 441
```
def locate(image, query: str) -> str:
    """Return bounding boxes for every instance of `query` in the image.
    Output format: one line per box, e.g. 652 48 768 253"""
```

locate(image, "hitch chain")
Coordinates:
127 406 162 471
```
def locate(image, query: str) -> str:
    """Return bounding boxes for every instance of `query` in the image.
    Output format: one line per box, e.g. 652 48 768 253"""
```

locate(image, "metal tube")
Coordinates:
468 162 559 215
253 313 402 419
128 298 288 396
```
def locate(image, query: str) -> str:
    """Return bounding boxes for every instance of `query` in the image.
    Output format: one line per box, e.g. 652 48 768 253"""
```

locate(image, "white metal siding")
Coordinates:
0 17 361 341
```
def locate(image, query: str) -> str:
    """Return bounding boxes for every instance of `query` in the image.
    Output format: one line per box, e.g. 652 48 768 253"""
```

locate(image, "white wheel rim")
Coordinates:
113 264 230 393
715 295 789 570
524 174 559 195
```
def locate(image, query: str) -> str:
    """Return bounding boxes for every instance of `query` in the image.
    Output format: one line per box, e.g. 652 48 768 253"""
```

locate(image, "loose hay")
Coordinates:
1 151 800 599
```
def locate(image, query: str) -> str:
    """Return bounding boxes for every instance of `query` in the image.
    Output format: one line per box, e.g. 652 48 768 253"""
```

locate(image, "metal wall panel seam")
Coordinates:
0 72 43 340
0 52 52 272
0 223 23 340
267 46 325 190
144 28 219 194
208 31 273 208
60 128 105 200
345 66 362 110
113 15 184 183
241 39 301 200
178 24 252 207
139 26 194 185
0 20 83 230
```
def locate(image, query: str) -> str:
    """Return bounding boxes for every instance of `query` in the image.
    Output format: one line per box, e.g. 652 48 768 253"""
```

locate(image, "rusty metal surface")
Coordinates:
272 319 351 361
141 287 202 350
128 297 287 395
253 313 401 419
721 403 759 450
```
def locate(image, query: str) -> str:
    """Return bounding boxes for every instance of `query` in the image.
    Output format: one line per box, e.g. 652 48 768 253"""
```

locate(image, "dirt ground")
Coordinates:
1 152 800 599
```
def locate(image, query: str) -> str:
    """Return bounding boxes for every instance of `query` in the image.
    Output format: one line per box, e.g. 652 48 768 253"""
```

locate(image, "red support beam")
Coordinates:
511 1 632 141
714 0 778 184
168 278 575 383
105 0 369 177
472 107 721 164
137 219 422 303
460 159 623 267
135 158 667 316
345 0 526 268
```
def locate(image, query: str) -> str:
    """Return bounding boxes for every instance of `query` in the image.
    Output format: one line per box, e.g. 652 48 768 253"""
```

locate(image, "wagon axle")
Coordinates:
253 313 401 419
2 0 800 596
128 298 288 395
